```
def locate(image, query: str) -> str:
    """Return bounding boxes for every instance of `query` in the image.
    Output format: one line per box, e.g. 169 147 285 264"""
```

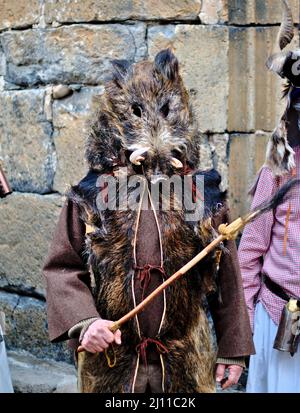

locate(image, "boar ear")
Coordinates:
111 59 131 84
154 49 179 81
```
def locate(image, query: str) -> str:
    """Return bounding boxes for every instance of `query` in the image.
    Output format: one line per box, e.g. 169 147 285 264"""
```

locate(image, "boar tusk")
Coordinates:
171 157 183 169
129 147 149 165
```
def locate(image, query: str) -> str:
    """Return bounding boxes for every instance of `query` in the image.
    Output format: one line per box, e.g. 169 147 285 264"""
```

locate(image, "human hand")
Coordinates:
215 364 243 390
80 319 122 354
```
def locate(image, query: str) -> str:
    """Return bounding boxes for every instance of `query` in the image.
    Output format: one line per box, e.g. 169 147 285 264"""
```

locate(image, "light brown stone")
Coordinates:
209 134 229 190
0 193 63 294
44 0 201 23
200 0 228 24
228 0 300 25
148 25 229 133
199 134 214 170
1 24 146 86
52 84 72 100
0 0 40 30
200 0 300 25
52 86 104 194
228 26 299 133
0 89 55 193
228 132 269 219
197 133 230 191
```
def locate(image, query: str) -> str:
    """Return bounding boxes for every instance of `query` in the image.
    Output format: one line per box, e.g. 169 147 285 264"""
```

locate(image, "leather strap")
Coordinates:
263 273 291 302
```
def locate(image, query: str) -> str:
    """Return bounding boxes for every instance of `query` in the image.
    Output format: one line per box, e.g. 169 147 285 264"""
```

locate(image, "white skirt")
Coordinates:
0 326 13 393
247 302 300 393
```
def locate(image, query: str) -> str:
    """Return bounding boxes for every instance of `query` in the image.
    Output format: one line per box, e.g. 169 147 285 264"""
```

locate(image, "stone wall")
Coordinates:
0 0 299 372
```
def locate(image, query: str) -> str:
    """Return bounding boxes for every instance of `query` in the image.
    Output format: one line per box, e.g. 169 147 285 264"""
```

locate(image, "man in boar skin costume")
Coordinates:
43 49 254 393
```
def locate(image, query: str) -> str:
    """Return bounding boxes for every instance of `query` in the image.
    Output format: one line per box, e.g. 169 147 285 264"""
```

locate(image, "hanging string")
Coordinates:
104 345 117 368
283 167 297 256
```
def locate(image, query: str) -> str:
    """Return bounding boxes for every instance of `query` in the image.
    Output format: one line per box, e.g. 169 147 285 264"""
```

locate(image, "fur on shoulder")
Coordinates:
70 167 227 220
68 170 101 217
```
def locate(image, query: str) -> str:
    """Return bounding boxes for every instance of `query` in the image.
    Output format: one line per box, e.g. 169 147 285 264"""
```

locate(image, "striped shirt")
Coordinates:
238 146 300 329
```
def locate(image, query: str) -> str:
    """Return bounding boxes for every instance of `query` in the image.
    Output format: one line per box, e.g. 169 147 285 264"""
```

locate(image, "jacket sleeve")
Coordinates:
208 204 255 359
238 167 276 330
43 199 100 342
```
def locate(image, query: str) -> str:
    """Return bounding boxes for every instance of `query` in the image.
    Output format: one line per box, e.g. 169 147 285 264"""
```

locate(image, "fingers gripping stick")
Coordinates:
77 322 120 367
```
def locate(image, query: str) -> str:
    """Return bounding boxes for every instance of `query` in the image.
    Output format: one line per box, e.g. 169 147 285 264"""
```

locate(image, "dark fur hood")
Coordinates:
84 49 203 182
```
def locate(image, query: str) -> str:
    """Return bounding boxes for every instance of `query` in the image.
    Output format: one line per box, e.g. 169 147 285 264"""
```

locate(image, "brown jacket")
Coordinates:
44 199 255 360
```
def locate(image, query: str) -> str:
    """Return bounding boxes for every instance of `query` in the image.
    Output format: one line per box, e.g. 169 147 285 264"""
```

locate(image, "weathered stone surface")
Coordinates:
52 86 103 194
0 0 40 30
0 193 63 294
228 132 269 219
199 135 214 170
8 350 77 393
0 291 72 362
228 26 299 133
0 45 5 76
228 0 299 25
200 0 228 24
209 134 229 191
0 45 5 90
0 80 22 90
198 133 229 191
1 24 147 86
44 0 201 23
148 25 229 133
0 89 55 193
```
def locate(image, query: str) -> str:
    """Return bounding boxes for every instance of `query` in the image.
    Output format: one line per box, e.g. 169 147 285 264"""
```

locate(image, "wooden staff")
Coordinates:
77 211 259 353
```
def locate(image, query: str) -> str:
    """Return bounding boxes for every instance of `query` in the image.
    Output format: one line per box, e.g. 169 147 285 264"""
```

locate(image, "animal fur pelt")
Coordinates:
265 105 296 176
69 49 228 393
70 167 226 393
265 1 300 176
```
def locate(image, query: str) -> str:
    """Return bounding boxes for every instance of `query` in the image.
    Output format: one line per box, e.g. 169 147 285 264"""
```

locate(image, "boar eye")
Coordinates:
132 103 142 117
160 101 169 118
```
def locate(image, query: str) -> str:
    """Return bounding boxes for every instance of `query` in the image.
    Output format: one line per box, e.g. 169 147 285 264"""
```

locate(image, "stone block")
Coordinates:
0 89 55 193
228 132 269 219
209 134 230 190
52 86 104 193
0 0 40 30
0 193 63 294
8 350 77 393
0 291 72 362
148 25 229 133
1 24 147 86
228 0 300 25
44 0 201 23
228 26 299 133
200 0 228 24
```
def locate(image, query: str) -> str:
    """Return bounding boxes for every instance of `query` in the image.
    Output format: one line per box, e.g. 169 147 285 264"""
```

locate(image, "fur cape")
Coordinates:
68 49 230 392
70 168 227 393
